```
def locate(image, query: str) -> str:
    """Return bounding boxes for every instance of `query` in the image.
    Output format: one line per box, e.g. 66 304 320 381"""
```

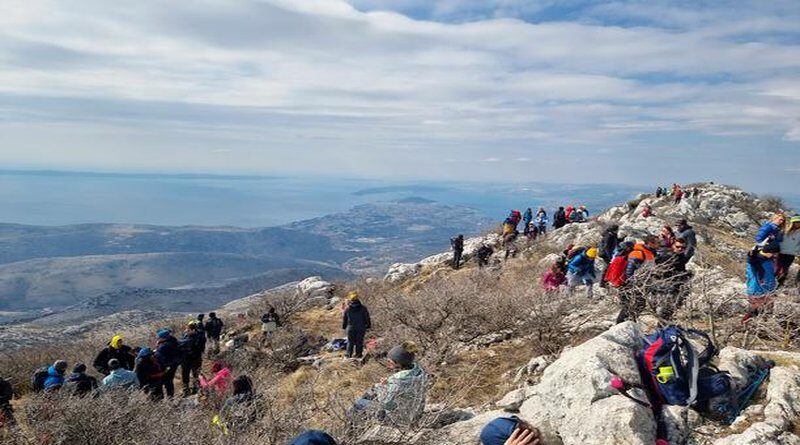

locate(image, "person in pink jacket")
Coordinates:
541 263 566 292
199 361 233 395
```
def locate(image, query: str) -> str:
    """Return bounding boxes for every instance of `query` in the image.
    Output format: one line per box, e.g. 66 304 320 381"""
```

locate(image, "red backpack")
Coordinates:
604 255 628 287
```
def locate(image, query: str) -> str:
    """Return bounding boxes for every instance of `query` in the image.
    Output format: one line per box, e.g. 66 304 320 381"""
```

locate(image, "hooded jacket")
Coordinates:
102 368 139 388
93 338 135 375
134 356 164 387
43 366 65 391
755 221 783 246
374 363 427 426
625 244 656 278
205 316 224 339
155 335 183 368
342 301 371 332
567 252 596 277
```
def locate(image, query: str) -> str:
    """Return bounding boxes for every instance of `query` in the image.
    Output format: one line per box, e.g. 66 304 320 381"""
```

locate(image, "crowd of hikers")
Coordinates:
2 184 799 445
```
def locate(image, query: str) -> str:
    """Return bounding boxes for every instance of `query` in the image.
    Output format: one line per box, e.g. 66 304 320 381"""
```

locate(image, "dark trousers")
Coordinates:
142 381 164 401
777 254 796 286
616 290 646 324
453 250 463 269
163 366 178 397
346 329 366 358
181 356 202 395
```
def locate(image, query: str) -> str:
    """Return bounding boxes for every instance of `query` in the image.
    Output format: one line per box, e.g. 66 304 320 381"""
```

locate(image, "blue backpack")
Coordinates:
636 326 733 409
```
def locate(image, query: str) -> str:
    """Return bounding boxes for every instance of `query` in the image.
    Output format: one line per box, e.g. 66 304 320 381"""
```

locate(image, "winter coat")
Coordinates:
93 344 135 375
625 244 656 278
0 378 13 406
102 369 139 388
567 253 596 277
450 236 464 252
781 231 800 255
200 368 233 395
600 229 621 260
676 225 697 259
182 330 207 361
342 301 371 333
655 251 690 282
43 366 65 391
64 372 98 395
746 252 777 297
205 317 224 339
755 222 783 246
374 364 427 426
155 335 183 369
535 214 548 226
522 209 533 226
553 210 567 228
542 270 566 291
134 357 164 387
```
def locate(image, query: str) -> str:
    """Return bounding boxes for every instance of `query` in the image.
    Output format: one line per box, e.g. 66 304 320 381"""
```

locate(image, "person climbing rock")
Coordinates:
155 328 182 397
342 292 371 359
102 358 139 389
553 206 567 229
451 234 464 270
352 341 427 426
480 416 542 445
204 312 224 355
93 335 135 376
64 363 98 396
135 347 165 400
566 247 597 298
181 320 206 396
676 219 697 259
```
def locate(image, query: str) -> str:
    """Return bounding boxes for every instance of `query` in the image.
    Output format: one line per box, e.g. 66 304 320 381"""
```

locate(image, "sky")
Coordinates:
1 0 799 193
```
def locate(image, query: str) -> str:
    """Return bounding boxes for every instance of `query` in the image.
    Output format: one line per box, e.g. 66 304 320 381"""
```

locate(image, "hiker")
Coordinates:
181 320 207 396
641 203 652 218
655 186 663 198
660 225 676 249
615 236 660 323
102 359 139 389
352 342 427 426
43 360 68 392
196 313 206 337
450 234 464 269
342 292 371 359
578 205 589 220
626 235 659 278
503 211 521 236
64 363 98 396
566 247 598 298
778 216 800 286
288 431 338 445
675 219 697 259
504 231 519 259
534 208 548 235
744 244 780 322
599 225 622 286
155 328 182 397
134 348 165 400
541 262 566 292
93 335 135 376
522 208 533 236
480 416 542 445
200 361 233 396
218 375 256 431
755 214 786 248
476 243 494 268
261 306 280 338
525 222 538 240
553 206 567 229
205 312 224 355
0 376 14 427
653 238 692 320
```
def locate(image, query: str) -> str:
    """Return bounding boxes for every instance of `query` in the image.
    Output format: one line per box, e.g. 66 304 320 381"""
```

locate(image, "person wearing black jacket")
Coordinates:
451 234 464 270
181 321 207 396
553 207 567 229
134 348 165 400
676 219 697 259
599 225 621 286
654 239 692 320
92 335 135 376
342 292 371 359
155 328 182 398
0 376 13 426
64 363 98 396
204 312 224 355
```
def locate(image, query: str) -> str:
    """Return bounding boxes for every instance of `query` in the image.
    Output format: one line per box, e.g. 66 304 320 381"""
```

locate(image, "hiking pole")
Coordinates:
610 376 651 408
724 366 771 425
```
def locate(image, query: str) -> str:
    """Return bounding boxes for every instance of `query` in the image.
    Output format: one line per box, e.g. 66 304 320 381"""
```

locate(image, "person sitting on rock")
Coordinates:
200 361 233 396
64 363 98 396
480 416 542 445
744 243 780 323
352 341 427 426
343 292 371 359
217 375 257 432
566 247 598 298
541 262 566 292
287 430 338 445
43 360 68 392
553 206 567 229
93 335 135 376
102 358 139 389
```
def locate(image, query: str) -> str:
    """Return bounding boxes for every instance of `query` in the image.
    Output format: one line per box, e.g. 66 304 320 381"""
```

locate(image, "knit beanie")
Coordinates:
388 341 418 368
287 430 338 445
137 347 153 358
156 328 172 339
480 417 519 445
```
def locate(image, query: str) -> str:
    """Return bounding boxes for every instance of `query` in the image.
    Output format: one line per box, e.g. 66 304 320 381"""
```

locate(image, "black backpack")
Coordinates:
31 367 49 393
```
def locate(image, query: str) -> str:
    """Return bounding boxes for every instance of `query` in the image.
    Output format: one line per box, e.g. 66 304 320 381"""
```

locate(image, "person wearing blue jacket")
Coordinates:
567 248 597 298
755 214 786 247
155 328 182 397
744 243 779 323
522 208 533 236
43 360 68 392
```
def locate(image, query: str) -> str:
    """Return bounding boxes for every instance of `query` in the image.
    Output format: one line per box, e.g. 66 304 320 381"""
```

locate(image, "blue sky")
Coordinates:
0 0 799 193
